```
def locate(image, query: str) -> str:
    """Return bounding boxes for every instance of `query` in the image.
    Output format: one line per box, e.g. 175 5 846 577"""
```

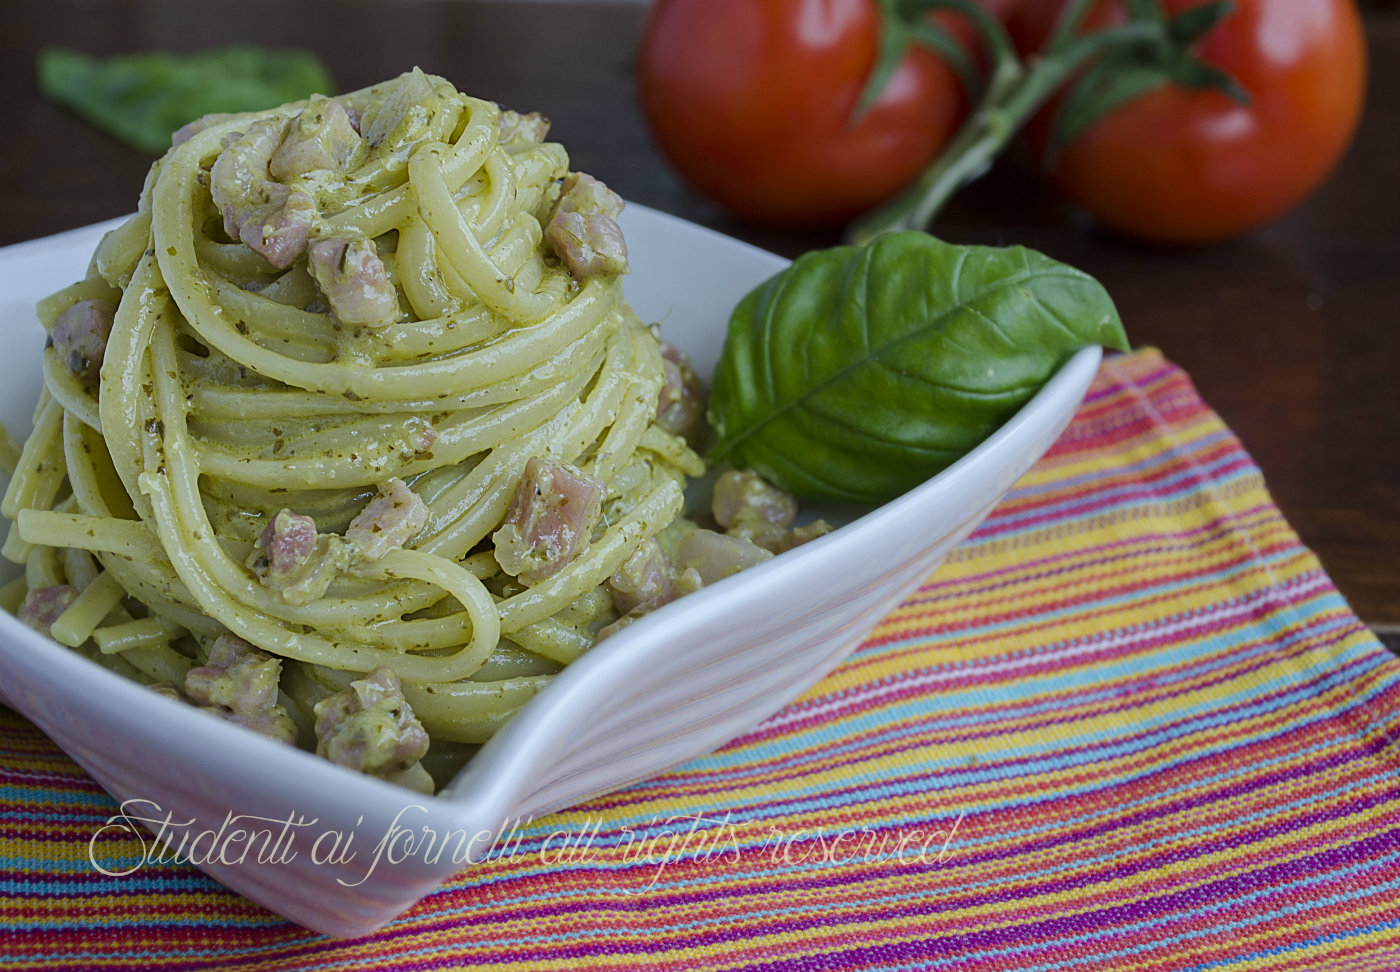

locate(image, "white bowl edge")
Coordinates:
0 208 1102 935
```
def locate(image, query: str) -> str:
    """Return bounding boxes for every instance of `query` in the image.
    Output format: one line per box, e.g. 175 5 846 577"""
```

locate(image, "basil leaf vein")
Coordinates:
708 232 1129 504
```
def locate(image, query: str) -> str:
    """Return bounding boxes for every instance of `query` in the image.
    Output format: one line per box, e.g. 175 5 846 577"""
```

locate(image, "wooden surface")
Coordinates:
2 0 1396 647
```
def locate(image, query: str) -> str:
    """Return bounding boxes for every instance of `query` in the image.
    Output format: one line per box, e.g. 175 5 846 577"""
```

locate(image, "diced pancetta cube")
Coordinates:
185 634 275 710
210 118 317 268
545 172 628 279
362 68 436 150
48 298 116 382
184 634 297 744
713 468 798 551
346 478 428 561
655 340 706 444
492 457 606 585
711 469 833 553
546 212 629 280
18 584 77 634
713 469 797 532
606 538 675 615
246 510 345 605
313 666 432 792
777 520 834 552
249 190 317 269
269 99 365 179
553 173 625 220
674 527 772 585
307 235 399 327
498 109 550 145
600 558 701 640
249 510 317 577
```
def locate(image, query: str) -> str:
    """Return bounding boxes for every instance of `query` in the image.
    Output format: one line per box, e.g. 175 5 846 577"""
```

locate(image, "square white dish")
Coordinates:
0 206 1100 937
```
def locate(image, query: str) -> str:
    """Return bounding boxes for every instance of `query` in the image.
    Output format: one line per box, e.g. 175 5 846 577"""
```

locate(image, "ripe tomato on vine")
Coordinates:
1012 0 1367 243
639 0 1366 246
638 0 972 227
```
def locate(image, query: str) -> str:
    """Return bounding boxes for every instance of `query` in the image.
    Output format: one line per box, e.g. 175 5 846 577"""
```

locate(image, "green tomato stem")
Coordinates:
846 16 1167 246
1046 0 1100 52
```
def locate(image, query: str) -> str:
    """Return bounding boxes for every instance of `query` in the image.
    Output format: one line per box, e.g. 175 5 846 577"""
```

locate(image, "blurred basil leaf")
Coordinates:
38 46 334 154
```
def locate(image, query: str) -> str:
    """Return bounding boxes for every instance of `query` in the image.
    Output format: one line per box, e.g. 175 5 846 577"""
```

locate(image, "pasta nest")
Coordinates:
3 70 702 766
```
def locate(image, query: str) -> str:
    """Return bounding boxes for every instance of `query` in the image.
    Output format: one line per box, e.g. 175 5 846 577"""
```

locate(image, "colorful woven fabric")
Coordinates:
4 348 1399 971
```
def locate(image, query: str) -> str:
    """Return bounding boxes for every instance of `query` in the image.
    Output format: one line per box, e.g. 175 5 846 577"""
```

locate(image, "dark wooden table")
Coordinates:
3 0 1396 647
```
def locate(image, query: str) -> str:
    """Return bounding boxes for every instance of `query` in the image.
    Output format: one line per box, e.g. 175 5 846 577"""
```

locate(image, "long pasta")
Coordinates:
1 70 704 793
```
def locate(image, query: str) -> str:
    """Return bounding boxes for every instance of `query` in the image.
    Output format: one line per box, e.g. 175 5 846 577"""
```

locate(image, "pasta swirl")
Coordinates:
2 70 703 792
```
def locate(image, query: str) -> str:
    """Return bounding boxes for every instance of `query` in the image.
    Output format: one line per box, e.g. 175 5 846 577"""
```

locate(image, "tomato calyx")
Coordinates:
1043 0 1248 163
640 0 975 228
852 0 990 124
845 0 1256 244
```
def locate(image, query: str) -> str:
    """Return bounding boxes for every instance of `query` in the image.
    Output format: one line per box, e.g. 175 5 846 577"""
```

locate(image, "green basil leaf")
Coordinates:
708 232 1128 504
38 46 333 154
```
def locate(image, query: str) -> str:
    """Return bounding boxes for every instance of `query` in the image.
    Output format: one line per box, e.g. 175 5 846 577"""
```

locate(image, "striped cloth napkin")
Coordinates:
4 348 1398 971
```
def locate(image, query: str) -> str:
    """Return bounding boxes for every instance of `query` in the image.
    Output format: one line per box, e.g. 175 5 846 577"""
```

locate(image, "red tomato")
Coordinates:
1012 0 1367 244
981 0 1028 21
638 0 967 227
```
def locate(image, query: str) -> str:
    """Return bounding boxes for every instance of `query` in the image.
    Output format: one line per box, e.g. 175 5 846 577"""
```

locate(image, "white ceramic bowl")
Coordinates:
0 207 1100 936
